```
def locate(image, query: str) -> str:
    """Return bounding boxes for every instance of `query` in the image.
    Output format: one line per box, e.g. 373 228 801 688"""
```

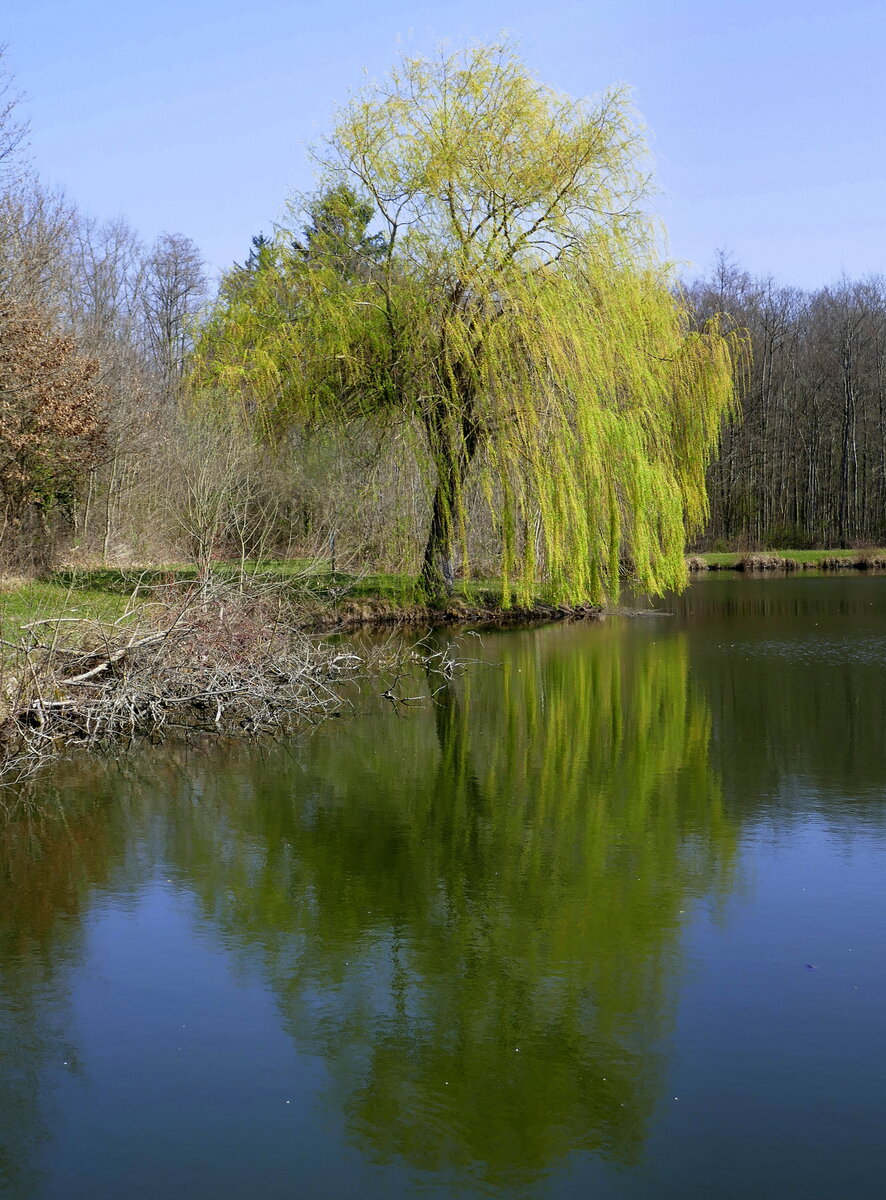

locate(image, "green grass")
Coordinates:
779 549 880 562
0 580 129 640
0 562 532 648
50 558 338 595
50 562 509 604
692 552 744 568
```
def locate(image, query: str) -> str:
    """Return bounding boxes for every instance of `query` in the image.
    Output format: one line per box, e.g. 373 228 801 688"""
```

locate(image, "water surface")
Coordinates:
2 575 885 1198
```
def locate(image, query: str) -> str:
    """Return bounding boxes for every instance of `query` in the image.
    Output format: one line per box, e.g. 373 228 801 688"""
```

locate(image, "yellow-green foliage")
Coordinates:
192 42 741 603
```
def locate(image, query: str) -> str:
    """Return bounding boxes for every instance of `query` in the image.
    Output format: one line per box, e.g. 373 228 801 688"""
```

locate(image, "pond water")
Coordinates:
2 575 885 1199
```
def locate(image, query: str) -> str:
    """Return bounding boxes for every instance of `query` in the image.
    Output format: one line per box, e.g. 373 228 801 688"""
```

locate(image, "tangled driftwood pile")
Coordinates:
0 579 467 785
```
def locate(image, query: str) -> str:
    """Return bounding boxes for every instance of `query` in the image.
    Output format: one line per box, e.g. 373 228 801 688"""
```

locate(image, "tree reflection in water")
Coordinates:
0 620 737 1193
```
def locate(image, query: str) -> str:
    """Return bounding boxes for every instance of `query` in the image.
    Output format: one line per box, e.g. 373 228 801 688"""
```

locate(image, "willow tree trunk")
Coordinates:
422 474 458 597
420 397 480 600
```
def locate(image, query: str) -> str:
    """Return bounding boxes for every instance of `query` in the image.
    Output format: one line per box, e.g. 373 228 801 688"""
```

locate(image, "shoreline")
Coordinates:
2 558 882 784
687 550 886 573
0 579 611 786
312 596 603 632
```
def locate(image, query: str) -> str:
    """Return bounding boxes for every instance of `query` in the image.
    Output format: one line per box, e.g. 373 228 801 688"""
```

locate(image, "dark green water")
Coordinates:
2 575 885 1199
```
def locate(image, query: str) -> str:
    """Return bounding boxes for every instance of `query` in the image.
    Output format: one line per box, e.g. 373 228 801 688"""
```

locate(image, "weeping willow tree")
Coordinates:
193 42 741 604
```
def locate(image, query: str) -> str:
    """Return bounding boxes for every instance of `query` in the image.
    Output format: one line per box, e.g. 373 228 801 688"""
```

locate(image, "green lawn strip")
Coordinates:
780 549 882 563
0 581 130 643
692 552 744 568
26 565 564 638
50 558 328 595
46 564 505 608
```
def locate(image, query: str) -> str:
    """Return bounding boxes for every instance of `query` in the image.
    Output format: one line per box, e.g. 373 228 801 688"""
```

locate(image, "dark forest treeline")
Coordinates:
687 254 886 550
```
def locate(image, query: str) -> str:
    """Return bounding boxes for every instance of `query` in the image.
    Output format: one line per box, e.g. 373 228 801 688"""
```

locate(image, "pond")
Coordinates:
1 575 885 1199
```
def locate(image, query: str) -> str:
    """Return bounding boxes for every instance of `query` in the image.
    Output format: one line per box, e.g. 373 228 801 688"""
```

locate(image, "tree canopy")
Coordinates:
193 42 741 603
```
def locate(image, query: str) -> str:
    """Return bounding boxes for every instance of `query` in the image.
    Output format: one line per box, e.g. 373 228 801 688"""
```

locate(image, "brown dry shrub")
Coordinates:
0 299 105 570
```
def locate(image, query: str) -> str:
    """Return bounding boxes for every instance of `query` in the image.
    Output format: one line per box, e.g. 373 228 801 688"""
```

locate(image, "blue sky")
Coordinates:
3 0 885 287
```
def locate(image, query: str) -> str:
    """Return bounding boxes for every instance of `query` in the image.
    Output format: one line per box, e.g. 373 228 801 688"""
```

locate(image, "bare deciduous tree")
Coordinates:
0 45 27 186
142 233 206 400
687 257 886 549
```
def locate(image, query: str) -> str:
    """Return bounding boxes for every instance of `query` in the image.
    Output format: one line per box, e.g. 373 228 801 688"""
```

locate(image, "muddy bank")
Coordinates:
318 596 603 631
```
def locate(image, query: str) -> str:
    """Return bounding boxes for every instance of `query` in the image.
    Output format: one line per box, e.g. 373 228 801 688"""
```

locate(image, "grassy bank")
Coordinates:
0 577 130 637
5 546 886 646
2 564 603 645
687 549 886 572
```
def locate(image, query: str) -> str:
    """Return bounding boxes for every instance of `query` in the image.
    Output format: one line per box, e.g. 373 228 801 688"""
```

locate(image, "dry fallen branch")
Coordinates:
0 578 473 785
